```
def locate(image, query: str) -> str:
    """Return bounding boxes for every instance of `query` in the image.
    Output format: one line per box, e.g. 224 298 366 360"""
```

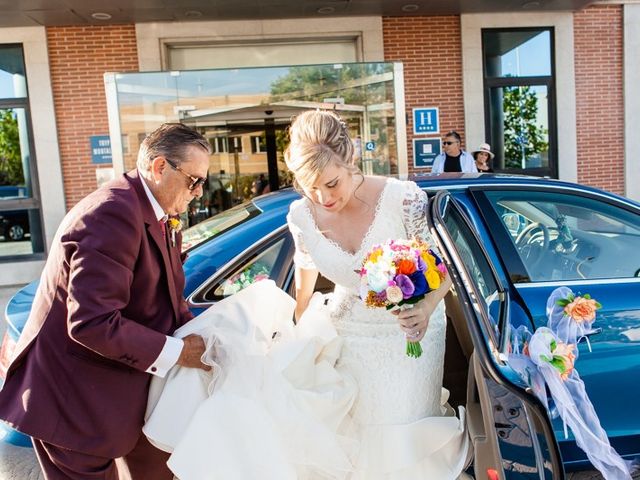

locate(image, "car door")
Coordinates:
428 190 564 480
469 186 640 467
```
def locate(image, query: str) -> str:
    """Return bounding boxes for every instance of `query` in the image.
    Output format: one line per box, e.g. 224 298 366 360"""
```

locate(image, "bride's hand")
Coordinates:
393 297 437 342
177 334 212 371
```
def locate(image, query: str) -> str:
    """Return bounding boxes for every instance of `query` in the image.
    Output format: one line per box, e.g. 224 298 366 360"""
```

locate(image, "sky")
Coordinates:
500 31 551 77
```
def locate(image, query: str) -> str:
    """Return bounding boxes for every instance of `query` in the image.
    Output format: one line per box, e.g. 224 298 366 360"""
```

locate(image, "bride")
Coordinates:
144 110 470 479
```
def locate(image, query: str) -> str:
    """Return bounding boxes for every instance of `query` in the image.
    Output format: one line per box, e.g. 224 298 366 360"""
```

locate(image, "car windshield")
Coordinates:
182 201 261 252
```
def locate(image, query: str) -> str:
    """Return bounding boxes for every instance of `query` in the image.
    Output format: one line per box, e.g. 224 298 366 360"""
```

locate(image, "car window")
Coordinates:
443 204 502 338
203 235 290 301
484 190 640 282
182 201 260 251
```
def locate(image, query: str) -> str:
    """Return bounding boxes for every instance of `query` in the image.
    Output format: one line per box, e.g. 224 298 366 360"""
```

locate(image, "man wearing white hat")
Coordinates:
472 143 495 172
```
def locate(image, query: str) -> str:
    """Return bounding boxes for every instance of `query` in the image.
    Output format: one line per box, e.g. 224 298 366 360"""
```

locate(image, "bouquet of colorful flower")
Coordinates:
358 237 447 358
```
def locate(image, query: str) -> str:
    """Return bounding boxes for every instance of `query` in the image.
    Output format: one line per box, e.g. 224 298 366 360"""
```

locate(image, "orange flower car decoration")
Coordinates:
562 296 600 323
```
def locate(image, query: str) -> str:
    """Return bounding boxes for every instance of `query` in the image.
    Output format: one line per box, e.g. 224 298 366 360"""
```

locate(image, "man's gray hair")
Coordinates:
136 123 211 171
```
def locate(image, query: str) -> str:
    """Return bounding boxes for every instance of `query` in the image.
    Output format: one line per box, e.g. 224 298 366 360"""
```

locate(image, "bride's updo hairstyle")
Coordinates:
285 110 358 192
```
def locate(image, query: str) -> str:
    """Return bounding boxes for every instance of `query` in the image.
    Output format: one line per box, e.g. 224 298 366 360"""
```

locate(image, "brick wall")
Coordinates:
47 25 139 209
383 16 465 174
574 5 624 194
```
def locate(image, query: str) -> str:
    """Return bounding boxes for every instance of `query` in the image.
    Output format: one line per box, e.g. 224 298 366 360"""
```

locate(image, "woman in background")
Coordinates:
472 143 495 172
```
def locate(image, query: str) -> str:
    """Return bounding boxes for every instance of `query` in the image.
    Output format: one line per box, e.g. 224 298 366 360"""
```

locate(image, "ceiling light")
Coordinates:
401 4 420 12
317 6 335 14
184 10 203 18
91 12 112 20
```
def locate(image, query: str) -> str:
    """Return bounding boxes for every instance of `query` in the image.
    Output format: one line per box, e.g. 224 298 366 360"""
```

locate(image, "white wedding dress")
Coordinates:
144 178 469 479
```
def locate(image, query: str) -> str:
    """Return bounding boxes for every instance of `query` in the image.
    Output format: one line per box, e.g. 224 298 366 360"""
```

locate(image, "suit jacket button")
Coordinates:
151 366 157 372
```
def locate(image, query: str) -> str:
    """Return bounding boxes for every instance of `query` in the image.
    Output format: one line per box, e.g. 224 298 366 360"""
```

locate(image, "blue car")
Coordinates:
2 173 640 479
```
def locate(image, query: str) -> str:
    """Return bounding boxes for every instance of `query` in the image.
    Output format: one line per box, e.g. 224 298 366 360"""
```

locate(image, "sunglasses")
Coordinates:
442 141 458 146
165 158 207 191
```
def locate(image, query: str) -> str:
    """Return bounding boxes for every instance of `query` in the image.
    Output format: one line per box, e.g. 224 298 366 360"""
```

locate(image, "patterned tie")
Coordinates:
159 219 167 239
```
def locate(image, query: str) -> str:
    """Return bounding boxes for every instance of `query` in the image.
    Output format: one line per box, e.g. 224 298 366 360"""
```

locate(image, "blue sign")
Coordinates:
90 135 112 164
413 107 439 135
365 141 376 151
413 138 441 168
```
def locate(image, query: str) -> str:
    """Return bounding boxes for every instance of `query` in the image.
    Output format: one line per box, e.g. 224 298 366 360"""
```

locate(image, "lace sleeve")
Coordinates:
287 210 317 270
401 180 438 248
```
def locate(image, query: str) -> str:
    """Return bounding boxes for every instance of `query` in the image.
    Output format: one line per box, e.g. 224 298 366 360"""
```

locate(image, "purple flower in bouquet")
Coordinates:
416 255 427 272
394 274 415 299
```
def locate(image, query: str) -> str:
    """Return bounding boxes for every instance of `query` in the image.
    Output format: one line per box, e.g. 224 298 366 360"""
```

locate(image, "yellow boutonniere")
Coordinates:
167 217 182 248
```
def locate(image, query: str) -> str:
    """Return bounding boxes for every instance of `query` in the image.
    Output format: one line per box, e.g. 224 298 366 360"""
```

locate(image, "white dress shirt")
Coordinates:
140 172 184 377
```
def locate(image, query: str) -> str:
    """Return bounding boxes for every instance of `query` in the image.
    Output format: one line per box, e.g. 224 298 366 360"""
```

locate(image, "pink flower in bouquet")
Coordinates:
386 285 404 304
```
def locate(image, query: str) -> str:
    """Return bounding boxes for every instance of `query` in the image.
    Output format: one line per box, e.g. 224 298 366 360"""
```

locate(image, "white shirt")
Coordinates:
140 172 184 377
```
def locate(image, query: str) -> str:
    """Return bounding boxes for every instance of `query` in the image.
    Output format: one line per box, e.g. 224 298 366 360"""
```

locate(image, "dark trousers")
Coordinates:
32 433 172 480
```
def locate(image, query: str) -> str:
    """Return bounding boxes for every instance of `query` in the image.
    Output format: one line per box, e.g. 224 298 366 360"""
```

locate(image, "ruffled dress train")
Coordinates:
144 280 469 479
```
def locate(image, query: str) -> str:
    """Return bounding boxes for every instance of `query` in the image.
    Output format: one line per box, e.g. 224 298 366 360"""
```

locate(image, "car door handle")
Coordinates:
578 327 602 352
582 327 602 337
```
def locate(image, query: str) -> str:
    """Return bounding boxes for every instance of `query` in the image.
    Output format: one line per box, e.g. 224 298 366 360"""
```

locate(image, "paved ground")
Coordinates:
0 443 42 480
0 242 32 257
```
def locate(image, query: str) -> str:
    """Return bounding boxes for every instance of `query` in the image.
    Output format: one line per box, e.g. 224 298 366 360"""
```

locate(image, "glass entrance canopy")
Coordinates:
105 62 406 219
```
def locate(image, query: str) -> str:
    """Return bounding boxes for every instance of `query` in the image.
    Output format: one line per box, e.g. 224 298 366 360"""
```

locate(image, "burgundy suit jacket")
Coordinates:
0 170 193 458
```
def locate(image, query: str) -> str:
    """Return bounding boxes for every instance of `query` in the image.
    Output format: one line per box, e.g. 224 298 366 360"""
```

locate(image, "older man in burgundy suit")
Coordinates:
0 123 213 479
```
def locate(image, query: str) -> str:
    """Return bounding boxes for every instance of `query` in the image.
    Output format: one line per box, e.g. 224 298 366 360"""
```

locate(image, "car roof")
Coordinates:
178 172 640 294
251 173 640 212
410 172 606 193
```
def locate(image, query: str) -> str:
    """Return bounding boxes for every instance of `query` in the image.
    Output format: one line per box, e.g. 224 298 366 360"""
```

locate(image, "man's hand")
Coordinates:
176 334 211 371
